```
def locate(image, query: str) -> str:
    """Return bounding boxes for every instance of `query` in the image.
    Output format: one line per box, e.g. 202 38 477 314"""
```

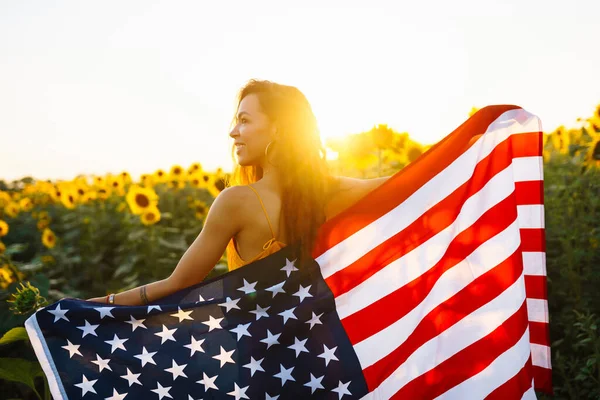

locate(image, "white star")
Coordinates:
202 315 223 331
151 382 172 400
306 312 324 330
134 346 157 367
265 394 280 400
147 305 162 313
273 364 295 386
61 339 82 358
184 335 205 356
48 303 69 322
331 380 352 399
165 359 188 380
91 353 112 372
304 373 325 394
94 306 115 319
230 322 252 341
74 374 97 396
278 307 297 325
218 296 241 313
281 257 298 277
243 356 265 376
237 278 257 294
212 346 235 368
154 324 177 344
76 319 99 338
104 334 128 353
260 329 281 349
105 388 127 400
125 315 147 332
265 281 286 298
288 337 309 357
293 284 313 303
120 368 142 387
196 372 218 391
227 382 250 400
318 344 339 366
249 304 270 320
170 307 193 322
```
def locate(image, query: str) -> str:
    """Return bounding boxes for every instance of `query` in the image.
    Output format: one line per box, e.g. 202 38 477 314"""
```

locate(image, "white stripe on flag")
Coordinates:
521 385 537 400
513 156 543 182
522 252 547 276
352 220 522 369
517 205 545 229
526 298 549 323
434 327 531 400
368 272 527 399
317 109 541 279
531 343 552 369
335 165 518 320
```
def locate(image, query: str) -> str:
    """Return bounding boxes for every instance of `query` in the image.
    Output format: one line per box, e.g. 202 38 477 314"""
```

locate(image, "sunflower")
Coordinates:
584 137 600 169
187 162 203 175
37 219 50 231
193 200 209 221
4 202 20 218
126 185 159 215
80 191 98 203
59 189 78 210
169 165 186 181
0 191 11 207
107 175 125 196
140 206 161 226
188 173 204 189
41 228 57 249
406 143 424 163
140 174 155 188
120 171 133 185
153 169 168 183
116 202 127 213
0 265 14 289
19 197 33 212
93 176 106 187
0 220 9 237
550 126 570 154
0 241 5 254
96 187 112 200
202 174 222 198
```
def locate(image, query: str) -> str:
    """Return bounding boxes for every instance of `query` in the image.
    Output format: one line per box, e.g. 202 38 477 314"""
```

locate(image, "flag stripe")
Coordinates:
484 355 534 400
529 321 550 346
522 252 546 276
363 271 527 398
515 180 543 205
517 205 545 229
533 365 553 393
520 229 546 252
526 298 549 323
428 316 530 400
524 275 548 299
340 193 519 344
361 247 525 391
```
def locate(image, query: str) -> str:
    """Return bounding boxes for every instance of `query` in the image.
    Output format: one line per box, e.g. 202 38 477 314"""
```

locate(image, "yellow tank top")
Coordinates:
227 185 287 271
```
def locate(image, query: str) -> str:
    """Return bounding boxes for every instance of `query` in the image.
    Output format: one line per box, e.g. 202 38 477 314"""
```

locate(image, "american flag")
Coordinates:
26 104 552 399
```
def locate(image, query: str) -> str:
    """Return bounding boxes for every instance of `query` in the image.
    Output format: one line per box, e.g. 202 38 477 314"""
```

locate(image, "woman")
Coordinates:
87 79 390 305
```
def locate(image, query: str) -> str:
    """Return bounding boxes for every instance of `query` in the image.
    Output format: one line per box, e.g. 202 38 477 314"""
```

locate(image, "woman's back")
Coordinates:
226 175 389 270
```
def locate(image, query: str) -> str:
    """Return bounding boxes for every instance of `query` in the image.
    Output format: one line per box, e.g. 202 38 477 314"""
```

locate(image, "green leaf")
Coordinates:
4 244 29 256
0 327 29 346
157 237 187 252
0 357 43 392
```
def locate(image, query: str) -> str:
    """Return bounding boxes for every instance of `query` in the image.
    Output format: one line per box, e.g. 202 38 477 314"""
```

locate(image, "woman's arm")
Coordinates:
87 186 246 306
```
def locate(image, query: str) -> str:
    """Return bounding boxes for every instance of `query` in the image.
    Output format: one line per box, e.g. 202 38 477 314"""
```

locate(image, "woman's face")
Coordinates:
229 93 275 167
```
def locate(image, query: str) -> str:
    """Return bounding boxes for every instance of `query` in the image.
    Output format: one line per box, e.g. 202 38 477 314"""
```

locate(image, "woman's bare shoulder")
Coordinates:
324 175 391 220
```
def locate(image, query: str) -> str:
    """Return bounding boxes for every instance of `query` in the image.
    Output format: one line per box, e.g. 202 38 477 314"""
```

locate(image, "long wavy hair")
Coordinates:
225 79 334 269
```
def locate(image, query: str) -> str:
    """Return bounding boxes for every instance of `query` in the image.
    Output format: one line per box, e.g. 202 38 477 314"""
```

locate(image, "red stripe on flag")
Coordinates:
524 275 548 299
520 229 546 252
515 180 543 205
390 300 529 399
533 366 553 394
342 193 518 345
362 249 525 391
485 355 534 400
529 321 551 346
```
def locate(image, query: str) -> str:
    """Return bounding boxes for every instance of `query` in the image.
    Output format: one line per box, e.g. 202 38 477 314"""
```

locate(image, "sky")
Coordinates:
1 0 599 182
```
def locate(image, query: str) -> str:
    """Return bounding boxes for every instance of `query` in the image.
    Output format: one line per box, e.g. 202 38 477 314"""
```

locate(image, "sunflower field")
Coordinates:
0 104 599 399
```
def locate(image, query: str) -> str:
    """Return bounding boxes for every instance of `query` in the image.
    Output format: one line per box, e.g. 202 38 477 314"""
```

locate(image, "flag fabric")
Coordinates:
25 104 552 399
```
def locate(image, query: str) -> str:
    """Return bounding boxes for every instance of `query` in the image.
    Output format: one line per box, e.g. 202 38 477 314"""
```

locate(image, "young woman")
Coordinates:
87 79 390 305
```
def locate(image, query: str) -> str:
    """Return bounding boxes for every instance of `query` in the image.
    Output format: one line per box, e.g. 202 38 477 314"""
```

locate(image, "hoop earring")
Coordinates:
265 140 277 166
